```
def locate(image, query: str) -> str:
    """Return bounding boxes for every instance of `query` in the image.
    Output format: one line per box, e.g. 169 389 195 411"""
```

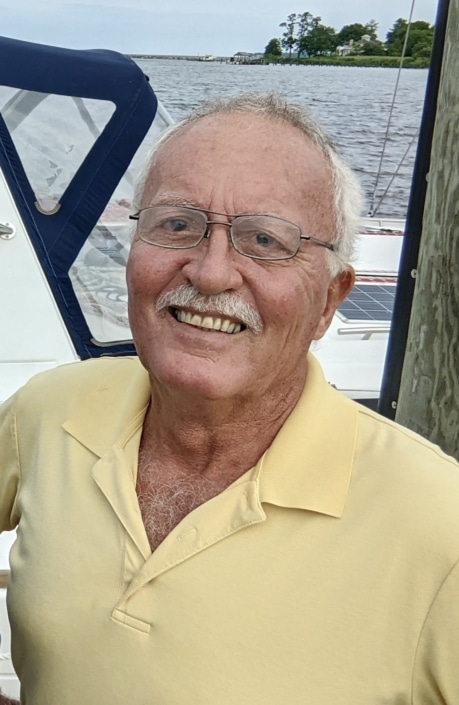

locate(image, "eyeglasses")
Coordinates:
129 205 335 262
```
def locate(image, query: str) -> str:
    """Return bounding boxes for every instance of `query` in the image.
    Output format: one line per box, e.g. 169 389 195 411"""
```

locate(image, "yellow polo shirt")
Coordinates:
1 355 459 704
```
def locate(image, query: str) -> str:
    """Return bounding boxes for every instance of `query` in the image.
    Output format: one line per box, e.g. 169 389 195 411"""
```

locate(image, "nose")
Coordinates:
181 223 244 295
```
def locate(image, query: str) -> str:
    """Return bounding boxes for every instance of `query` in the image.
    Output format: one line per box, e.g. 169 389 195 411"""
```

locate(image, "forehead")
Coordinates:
142 113 334 223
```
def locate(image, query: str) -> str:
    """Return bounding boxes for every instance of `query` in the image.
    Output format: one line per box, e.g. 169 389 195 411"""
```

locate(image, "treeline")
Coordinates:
263 13 434 67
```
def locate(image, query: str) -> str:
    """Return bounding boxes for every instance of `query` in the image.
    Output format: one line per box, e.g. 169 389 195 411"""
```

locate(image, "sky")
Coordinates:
1 0 438 56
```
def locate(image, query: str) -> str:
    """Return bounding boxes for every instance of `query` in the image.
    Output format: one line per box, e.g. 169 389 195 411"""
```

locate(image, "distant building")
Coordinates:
232 51 263 64
337 35 372 56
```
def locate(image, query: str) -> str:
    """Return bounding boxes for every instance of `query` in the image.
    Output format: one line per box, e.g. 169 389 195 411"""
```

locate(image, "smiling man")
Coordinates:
1 94 459 705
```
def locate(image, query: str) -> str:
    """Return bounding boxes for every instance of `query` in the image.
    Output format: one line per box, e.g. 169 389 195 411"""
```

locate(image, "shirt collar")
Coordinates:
63 355 358 518
62 357 150 457
256 355 358 518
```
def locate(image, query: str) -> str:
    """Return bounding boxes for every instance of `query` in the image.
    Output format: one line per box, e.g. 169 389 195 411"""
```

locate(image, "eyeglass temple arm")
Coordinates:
300 234 335 251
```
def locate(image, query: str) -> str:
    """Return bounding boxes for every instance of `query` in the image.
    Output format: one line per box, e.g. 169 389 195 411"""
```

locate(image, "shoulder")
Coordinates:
9 356 145 420
21 355 139 387
349 401 459 557
355 402 458 473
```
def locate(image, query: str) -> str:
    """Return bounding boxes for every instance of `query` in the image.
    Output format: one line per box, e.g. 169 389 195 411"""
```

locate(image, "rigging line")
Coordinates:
368 0 417 216
371 127 419 217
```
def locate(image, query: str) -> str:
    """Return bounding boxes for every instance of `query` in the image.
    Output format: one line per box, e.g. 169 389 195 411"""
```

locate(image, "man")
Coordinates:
0 93 458 704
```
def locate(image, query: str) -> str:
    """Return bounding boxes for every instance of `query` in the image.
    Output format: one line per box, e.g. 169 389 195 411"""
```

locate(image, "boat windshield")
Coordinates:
1 88 116 213
68 103 172 344
0 86 172 345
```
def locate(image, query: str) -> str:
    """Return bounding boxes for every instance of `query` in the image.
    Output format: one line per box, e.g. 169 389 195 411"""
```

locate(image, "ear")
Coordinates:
313 267 355 341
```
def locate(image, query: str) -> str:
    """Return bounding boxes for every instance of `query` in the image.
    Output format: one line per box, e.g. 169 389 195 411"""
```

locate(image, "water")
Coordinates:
136 59 429 218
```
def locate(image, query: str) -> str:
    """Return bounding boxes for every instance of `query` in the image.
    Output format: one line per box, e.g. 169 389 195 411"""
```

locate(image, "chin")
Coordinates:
142 353 248 402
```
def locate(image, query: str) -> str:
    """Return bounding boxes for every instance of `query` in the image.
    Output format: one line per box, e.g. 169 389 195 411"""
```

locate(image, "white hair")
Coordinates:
133 93 363 276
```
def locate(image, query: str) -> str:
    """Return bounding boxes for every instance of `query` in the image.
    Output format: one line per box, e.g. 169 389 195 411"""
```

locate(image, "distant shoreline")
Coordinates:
130 54 230 61
130 54 430 69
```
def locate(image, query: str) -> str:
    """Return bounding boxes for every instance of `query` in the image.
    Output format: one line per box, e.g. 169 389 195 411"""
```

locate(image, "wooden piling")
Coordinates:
396 0 459 460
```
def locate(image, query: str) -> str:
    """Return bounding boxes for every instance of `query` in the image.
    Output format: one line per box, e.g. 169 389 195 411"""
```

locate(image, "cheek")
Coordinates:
256 291 315 354
126 250 163 333
265 269 327 326
298 288 332 343
126 245 149 293
126 245 180 299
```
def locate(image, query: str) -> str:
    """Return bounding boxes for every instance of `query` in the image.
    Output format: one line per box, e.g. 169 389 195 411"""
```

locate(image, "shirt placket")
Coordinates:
92 445 266 627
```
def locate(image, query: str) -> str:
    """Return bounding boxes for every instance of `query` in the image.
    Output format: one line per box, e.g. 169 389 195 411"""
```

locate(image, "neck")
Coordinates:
140 374 306 484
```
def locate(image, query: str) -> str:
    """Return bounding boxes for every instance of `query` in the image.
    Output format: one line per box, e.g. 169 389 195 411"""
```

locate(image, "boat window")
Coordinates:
0 87 115 213
68 107 173 344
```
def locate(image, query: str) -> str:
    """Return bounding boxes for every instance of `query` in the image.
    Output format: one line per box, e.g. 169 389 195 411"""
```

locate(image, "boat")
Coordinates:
0 35 405 696
315 216 404 406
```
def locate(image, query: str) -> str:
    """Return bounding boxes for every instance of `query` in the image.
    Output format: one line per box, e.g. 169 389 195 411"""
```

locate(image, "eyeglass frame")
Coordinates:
129 204 335 261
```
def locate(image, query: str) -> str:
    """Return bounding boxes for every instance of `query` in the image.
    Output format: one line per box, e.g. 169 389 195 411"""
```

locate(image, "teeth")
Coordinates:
174 310 243 334
202 317 214 330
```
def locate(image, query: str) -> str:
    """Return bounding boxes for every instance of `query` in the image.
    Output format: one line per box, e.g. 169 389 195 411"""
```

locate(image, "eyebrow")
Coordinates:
147 200 270 219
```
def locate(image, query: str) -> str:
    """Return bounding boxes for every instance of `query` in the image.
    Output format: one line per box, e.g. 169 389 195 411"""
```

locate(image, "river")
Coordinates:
136 59 429 218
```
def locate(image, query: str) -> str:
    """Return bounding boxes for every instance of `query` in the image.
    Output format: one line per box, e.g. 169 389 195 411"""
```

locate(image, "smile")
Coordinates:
172 308 244 334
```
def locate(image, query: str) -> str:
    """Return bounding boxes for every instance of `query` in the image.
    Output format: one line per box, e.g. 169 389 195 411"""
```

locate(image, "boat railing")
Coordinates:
337 323 391 340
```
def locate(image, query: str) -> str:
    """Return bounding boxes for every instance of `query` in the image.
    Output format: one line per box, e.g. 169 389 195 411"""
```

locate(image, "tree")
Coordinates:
268 13 432 62
412 39 434 60
296 12 320 58
359 39 386 56
338 23 369 44
264 38 282 57
280 13 297 59
409 27 435 58
303 24 339 56
365 19 379 40
386 18 408 54
386 19 434 56
337 20 379 46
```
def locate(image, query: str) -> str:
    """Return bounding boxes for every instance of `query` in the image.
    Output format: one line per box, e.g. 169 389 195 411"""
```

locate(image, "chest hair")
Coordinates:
136 450 228 553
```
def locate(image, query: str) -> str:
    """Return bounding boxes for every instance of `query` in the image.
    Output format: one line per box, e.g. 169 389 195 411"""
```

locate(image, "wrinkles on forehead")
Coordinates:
142 113 336 242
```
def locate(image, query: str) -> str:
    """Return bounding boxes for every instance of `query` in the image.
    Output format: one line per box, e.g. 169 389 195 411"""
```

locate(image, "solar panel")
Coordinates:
338 284 396 322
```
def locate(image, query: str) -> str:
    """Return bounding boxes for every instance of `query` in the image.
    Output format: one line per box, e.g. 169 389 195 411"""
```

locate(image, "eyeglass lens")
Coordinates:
136 206 301 260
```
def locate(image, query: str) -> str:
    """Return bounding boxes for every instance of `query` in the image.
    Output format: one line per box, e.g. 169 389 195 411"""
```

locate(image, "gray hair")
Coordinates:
134 93 363 276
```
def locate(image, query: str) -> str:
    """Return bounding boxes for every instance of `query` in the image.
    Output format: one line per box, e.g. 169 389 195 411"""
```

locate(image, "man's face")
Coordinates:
126 113 353 402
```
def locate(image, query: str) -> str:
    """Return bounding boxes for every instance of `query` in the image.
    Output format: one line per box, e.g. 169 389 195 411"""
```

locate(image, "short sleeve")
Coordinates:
413 557 459 704
0 393 22 531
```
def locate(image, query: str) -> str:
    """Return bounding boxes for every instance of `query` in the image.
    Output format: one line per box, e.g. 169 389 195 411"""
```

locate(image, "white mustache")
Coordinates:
156 284 263 334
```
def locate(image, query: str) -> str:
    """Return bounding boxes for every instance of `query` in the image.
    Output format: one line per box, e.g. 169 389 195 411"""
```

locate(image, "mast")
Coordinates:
377 0 459 458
